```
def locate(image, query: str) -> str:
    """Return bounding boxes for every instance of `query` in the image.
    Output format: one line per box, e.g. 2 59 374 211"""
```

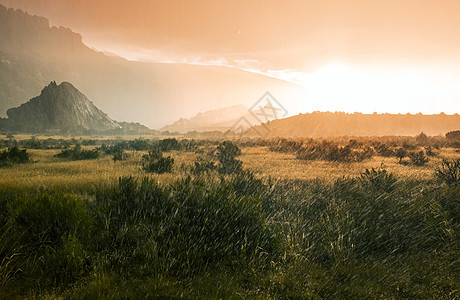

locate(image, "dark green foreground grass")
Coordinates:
0 170 459 299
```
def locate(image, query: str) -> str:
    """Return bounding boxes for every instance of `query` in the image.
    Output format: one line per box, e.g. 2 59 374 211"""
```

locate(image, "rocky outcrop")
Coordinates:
1 81 153 134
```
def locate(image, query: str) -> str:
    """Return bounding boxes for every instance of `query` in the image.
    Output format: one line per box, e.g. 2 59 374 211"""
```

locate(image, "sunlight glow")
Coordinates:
302 61 458 114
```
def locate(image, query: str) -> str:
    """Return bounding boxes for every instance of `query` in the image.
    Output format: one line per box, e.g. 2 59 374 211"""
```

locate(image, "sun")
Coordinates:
302 61 456 114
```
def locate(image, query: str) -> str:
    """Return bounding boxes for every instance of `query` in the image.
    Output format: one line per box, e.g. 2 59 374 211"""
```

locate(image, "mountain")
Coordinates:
0 81 153 134
247 112 460 137
161 105 248 133
161 101 288 133
0 5 304 129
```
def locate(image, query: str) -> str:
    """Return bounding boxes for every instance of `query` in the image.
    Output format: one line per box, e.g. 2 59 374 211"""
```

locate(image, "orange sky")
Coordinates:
2 0 460 69
2 0 460 114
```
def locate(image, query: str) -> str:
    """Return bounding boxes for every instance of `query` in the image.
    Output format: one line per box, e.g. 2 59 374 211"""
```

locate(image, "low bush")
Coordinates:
395 147 408 163
0 147 31 167
159 138 181 152
269 138 303 153
141 149 174 173
216 141 243 174
296 141 374 162
0 190 91 289
425 146 438 157
375 143 395 157
359 167 398 193
276 169 453 266
55 145 99 160
90 176 279 277
191 157 217 175
409 150 429 166
435 158 460 186
112 149 128 161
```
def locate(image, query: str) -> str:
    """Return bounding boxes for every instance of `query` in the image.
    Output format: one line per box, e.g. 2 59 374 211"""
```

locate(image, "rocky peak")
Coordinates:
4 81 121 133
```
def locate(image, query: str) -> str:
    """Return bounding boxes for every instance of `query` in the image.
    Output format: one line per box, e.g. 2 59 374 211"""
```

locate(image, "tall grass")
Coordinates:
0 144 459 298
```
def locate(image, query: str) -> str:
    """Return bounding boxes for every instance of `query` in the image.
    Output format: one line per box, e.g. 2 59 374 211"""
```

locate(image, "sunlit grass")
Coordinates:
0 149 198 192
1 146 458 192
240 146 460 181
0 140 459 298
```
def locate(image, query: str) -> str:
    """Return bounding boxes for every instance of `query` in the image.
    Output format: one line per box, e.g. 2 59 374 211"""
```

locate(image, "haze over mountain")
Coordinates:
161 102 285 134
0 81 152 134
0 5 303 129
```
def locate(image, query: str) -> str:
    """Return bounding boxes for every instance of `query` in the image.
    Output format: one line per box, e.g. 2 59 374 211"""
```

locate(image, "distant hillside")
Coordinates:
0 81 153 134
0 5 303 129
249 112 460 137
161 102 287 133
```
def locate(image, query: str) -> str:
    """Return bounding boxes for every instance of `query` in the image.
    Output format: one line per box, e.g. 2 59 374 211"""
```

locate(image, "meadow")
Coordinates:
0 134 459 299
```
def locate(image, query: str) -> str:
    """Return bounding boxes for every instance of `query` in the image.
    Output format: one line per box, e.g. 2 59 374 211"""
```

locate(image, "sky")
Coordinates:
2 0 460 114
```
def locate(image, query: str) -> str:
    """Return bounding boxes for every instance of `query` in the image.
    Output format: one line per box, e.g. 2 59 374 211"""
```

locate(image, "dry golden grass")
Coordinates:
0 149 197 192
240 146 460 181
1 145 458 191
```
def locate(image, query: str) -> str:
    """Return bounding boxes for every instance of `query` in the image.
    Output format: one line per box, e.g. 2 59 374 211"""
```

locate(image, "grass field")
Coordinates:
0 136 459 298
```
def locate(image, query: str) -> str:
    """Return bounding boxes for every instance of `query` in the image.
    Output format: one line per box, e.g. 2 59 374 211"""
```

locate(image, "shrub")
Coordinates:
216 141 243 174
55 145 99 160
2 190 91 287
191 157 216 175
296 143 324 160
296 141 373 162
359 167 398 193
286 171 450 265
395 147 408 163
112 149 128 162
415 132 429 145
0 147 31 167
435 158 460 186
446 130 460 141
159 138 181 152
409 151 429 166
424 146 437 157
90 176 280 276
269 138 303 153
375 143 394 157
179 139 198 152
142 150 174 173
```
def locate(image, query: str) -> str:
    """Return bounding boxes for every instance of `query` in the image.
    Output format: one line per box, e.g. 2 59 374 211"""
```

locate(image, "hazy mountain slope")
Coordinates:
0 5 303 129
160 105 248 133
161 102 288 133
249 112 460 137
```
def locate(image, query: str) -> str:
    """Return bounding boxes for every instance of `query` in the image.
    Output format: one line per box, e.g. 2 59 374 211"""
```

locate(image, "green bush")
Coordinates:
1 190 91 288
283 171 451 265
359 167 398 193
112 148 128 161
435 158 460 186
296 141 374 162
416 132 429 145
142 150 174 173
446 130 460 141
90 176 279 277
159 138 181 151
55 144 99 160
409 150 429 166
216 141 243 174
395 147 408 163
0 147 31 167
191 157 217 175
375 143 395 157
